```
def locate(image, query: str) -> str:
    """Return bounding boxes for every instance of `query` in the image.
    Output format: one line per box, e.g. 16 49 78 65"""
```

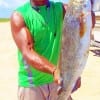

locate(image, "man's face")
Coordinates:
33 0 48 2
32 0 49 6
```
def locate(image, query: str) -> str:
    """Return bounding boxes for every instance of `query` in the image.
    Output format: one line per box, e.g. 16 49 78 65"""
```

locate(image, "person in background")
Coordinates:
10 0 92 100
90 0 96 45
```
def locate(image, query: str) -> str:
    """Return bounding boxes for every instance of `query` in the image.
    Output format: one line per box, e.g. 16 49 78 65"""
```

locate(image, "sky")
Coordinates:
0 0 99 18
0 0 70 18
0 0 28 18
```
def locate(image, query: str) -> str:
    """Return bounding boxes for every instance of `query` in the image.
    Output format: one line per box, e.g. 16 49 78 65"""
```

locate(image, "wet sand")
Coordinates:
0 22 100 100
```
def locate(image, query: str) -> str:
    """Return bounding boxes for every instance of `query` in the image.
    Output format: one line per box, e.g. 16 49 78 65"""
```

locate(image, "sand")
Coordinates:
0 22 100 100
0 22 18 100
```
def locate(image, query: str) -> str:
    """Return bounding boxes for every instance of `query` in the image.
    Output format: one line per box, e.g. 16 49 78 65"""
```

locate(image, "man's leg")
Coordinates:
48 78 81 100
72 77 81 93
18 85 50 100
67 77 81 100
48 83 58 100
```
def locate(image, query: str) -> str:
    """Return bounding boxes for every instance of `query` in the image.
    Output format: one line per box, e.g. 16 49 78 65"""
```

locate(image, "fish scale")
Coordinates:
57 0 91 100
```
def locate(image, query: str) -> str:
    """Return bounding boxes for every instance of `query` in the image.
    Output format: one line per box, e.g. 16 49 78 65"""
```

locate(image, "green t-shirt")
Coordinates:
16 1 63 87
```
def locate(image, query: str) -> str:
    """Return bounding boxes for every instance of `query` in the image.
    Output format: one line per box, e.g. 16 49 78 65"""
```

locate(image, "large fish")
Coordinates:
57 0 92 99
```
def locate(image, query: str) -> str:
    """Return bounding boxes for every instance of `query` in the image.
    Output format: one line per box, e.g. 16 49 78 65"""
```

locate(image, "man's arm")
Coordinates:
63 3 68 17
90 0 96 28
10 12 56 75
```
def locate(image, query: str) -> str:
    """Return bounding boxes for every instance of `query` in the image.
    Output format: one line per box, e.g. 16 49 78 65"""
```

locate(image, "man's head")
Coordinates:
31 0 49 6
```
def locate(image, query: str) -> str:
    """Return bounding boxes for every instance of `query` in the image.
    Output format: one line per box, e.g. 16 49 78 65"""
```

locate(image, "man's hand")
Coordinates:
53 68 61 84
53 68 63 94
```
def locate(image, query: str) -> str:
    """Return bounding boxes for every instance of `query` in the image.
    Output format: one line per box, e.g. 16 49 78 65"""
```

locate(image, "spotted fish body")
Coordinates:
58 0 92 99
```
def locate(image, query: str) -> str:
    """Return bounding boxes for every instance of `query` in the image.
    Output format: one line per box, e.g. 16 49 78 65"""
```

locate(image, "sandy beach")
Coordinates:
0 22 100 100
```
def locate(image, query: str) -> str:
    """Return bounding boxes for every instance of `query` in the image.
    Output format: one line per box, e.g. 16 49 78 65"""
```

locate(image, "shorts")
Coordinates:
18 78 81 100
18 83 58 100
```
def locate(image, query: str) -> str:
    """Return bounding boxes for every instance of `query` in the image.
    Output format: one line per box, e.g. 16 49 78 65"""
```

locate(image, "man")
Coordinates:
10 0 67 99
90 0 96 45
10 0 91 100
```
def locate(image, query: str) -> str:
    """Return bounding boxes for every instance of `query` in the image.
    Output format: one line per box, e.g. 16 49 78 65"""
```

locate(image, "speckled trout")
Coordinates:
57 0 92 99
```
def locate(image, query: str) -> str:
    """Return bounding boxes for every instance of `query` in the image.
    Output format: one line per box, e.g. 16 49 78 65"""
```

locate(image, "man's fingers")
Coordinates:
57 86 63 95
57 78 63 95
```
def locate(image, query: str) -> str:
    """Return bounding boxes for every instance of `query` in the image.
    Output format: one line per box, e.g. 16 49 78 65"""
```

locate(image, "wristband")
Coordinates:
52 68 56 76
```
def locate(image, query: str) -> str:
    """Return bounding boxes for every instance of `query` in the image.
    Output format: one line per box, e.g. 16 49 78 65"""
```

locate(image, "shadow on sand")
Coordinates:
90 49 100 57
